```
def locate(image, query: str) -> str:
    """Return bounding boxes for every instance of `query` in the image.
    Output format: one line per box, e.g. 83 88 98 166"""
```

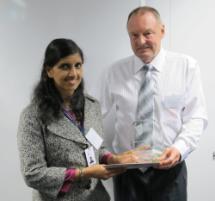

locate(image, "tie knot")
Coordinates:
143 64 151 71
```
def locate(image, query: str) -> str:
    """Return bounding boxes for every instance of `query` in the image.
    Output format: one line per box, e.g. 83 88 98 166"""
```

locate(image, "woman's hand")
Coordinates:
108 153 138 164
81 164 124 180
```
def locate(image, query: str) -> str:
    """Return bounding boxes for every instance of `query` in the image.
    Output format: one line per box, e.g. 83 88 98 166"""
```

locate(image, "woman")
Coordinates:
17 38 129 201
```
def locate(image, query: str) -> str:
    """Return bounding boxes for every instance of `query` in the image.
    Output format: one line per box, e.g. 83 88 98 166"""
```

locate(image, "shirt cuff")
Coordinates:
100 152 113 164
59 168 77 194
172 141 191 161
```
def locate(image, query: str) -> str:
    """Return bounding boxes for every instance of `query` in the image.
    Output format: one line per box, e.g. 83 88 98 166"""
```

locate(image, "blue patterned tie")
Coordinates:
135 64 154 147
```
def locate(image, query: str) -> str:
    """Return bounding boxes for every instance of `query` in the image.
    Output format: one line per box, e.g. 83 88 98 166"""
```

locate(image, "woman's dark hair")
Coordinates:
33 38 85 124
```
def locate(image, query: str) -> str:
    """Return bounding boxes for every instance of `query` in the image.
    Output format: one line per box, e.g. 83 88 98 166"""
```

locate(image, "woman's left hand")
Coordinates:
108 151 139 164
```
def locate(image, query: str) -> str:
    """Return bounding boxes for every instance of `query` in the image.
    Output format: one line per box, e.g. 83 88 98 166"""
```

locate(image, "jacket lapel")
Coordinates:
47 115 88 145
46 98 93 145
83 98 91 136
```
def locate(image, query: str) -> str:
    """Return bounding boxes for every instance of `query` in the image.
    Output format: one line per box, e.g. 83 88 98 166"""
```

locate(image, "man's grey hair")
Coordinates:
127 6 162 24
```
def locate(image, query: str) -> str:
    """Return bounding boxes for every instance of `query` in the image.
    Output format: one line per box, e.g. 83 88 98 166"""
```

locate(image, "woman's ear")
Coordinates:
46 67 53 78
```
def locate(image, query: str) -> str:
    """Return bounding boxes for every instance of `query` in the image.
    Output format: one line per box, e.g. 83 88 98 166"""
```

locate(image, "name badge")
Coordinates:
84 146 96 166
85 128 103 150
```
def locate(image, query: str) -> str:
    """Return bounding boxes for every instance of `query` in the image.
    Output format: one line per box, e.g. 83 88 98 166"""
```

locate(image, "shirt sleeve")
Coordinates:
172 62 208 160
100 152 113 164
59 153 113 195
100 67 114 118
58 168 77 195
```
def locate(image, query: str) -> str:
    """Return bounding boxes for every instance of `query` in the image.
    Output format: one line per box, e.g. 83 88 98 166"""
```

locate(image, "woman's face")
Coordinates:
47 53 83 99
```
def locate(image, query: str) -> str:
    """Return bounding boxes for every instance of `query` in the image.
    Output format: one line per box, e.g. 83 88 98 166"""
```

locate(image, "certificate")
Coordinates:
105 161 159 169
105 147 162 169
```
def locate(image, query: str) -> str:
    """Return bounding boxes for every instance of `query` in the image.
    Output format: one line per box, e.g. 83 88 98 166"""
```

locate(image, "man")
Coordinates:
101 6 207 201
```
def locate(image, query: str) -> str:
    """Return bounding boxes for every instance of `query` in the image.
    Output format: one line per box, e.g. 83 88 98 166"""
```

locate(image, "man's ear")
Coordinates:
161 24 165 36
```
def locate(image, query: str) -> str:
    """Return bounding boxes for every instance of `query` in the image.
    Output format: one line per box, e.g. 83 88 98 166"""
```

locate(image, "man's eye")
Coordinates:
131 33 139 38
145 32 153 37
75 62 82 69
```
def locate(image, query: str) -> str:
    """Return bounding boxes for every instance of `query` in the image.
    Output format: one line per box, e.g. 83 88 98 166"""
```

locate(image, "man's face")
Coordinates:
127 12 165 63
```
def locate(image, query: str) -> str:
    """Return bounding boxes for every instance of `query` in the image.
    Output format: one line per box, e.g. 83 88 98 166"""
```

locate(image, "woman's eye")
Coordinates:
75 62 82 69
58 62 82 70
59 63 70 70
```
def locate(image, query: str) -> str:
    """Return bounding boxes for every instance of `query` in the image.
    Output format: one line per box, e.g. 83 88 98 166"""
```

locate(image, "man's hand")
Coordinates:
157 147 181 169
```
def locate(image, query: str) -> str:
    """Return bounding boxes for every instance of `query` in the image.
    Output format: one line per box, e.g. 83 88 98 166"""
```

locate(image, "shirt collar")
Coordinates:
134 48 166 73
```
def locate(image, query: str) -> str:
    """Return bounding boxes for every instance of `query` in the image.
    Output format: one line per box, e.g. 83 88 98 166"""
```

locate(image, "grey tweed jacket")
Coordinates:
17 95 110 201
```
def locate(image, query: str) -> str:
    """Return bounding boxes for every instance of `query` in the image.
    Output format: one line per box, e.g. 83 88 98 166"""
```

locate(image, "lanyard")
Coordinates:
63 110 85 134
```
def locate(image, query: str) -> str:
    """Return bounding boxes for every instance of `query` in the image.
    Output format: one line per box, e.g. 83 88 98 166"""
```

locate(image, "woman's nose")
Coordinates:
68 67 77 76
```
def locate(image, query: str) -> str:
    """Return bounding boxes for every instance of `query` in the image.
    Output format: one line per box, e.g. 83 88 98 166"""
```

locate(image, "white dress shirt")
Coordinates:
101 48 208 160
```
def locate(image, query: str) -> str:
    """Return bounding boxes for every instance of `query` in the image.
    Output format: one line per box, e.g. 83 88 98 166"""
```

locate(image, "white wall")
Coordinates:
0 0 139 200
1 0 214 201
147 0 215 201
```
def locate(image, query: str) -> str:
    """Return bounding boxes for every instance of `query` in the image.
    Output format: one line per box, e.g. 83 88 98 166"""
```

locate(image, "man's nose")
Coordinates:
137 35 146 45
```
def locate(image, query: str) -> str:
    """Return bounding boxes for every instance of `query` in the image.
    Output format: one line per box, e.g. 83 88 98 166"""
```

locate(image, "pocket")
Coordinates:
162 94 185 109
